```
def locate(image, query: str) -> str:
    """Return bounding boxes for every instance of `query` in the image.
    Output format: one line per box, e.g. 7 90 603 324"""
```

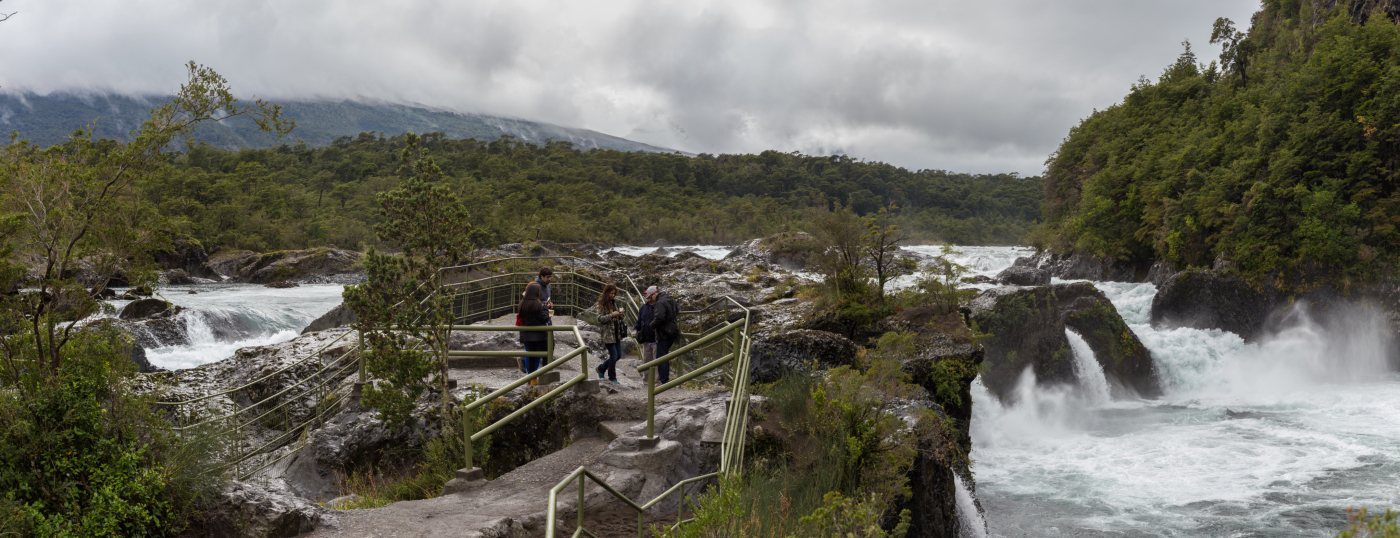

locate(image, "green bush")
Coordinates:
1339 508 1400 538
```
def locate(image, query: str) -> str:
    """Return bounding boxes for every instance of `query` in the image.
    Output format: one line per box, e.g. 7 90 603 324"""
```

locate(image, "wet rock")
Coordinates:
164 269 197 285
651 247 672 256
1021 251 1147 283
200 480 336 538
994 265 1049 287
236 248 364 284
302 303 358 334
129 344 161 374
120 298 177 320
1056 282 1160 398
723 233 815 271
1150 270 1279 342
1145 259 1179 287
266 281 300 289
153 238 220 280
748 329 858 383
209 250 260 280
968 286 1074 404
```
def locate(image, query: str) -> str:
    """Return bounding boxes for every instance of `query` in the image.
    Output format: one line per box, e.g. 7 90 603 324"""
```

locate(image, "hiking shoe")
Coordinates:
609 379 620 384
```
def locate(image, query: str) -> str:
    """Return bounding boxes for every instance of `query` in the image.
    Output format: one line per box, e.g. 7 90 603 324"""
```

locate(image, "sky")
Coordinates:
0 0 1261 176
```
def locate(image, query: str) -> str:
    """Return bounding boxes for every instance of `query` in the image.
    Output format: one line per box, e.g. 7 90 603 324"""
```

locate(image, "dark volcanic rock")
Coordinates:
995 265 1050 287
1146 259 1180 287
129 344 160 373
1056 282 1161 398
1150 270 1279 341
723 232 815 271
237 248 364 284
748 329 858 383
301 303 358 334
120 298 177 320
153 239 220 280
1021 251 1148 283
969 287 1073 403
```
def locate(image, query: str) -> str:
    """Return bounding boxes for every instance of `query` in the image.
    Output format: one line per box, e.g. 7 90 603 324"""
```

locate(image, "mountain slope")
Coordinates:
0 93 678 154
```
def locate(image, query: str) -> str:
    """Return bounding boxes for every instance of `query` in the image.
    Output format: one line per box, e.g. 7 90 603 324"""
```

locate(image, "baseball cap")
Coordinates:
644 285 659 297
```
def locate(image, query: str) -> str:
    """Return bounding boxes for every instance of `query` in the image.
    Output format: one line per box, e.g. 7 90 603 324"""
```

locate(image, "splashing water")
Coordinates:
955 472 989 538
105 283 347 370
971 258 1400 537
1067 328 1112 406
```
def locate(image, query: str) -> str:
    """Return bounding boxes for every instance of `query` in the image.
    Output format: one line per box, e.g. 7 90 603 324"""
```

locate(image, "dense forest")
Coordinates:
139 133 1043 252
1042 0 1400 280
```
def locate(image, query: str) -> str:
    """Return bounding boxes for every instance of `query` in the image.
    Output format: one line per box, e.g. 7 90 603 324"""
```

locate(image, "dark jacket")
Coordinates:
519 307 551 343
649 292 679 341
534 277 552 304
634 303 656 344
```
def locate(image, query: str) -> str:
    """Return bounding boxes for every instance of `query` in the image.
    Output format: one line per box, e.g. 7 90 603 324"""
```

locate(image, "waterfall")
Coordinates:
1066 328 1111 404
954 473 988 538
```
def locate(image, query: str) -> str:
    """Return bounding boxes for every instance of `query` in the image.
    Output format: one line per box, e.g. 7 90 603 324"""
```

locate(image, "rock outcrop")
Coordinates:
198 480 337 538
1056 282 1160 398
970 283 1159 402
153 238 221 280
1017 250 1148 282
1150 270 1280 341
120 298 178 320
722 232 816 271
748 329 858 383
302 304 358 334
994 265 1050 286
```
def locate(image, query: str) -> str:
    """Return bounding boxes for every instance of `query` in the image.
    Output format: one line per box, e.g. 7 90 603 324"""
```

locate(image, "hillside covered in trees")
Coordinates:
138 133 1042 252
1041 0 1400 280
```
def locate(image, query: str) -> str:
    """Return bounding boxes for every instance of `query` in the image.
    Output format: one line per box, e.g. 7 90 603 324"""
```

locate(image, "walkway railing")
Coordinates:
149 328 362 480
545 296 754 538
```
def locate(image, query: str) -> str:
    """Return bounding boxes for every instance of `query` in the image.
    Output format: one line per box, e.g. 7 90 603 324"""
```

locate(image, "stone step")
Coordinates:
598 420 642 442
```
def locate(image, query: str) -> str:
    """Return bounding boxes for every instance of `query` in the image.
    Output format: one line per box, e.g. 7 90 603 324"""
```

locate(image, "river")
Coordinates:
111 245 1399 535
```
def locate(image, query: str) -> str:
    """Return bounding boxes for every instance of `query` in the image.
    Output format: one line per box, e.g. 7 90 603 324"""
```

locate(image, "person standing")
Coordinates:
648 286 680 384
535 267 554 313
594 283 626 383
518 282 550 385
634 287 658 373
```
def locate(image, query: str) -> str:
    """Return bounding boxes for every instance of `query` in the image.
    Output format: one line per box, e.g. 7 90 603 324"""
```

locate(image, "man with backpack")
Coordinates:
647 286 680 384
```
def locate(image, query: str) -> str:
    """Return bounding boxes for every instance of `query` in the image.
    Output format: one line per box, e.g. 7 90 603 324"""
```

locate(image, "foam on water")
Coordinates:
954 472 989 538
1067 329 1111 406
973 269 1400 537
607 245 734 260
105 283 346 370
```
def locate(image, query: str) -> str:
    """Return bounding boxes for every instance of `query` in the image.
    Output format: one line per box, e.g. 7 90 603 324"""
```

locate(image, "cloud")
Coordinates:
0 0 1261 175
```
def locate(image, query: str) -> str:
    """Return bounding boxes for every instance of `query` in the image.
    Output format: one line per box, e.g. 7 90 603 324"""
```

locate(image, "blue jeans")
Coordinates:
523 340 547 373
598 342 622 381
655 336 676 384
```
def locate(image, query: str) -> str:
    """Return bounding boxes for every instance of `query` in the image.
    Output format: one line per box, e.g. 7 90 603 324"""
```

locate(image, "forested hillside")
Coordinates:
139 133 1042 252
1041 0 1400 280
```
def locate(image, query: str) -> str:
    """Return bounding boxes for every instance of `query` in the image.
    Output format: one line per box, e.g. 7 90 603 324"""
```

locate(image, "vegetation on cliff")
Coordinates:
1041 0 1400 281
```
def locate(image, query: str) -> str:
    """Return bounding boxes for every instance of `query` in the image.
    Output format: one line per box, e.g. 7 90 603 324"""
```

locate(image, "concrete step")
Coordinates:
598 420 642 442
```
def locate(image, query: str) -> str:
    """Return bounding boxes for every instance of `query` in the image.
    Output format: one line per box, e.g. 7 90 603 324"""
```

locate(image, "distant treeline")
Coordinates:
139 132 1043 252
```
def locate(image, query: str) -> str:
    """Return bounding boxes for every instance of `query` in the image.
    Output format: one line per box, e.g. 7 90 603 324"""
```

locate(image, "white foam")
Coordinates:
954 472 988 538
1066 329 1111 405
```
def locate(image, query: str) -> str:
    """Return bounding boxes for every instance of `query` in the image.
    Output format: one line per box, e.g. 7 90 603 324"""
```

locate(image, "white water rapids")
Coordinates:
971 260 1400 537
105 283 346 370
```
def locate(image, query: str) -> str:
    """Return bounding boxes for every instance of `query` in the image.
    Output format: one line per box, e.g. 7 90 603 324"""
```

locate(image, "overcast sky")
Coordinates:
0 0 1260 175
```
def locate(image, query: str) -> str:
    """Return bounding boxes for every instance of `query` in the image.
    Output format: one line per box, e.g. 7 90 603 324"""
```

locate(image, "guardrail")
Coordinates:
544 295 754 537
150 328 363 480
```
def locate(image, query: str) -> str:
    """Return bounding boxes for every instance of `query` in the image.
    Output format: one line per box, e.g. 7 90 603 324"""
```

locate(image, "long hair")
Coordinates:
597 283 618 313
520 282 545 318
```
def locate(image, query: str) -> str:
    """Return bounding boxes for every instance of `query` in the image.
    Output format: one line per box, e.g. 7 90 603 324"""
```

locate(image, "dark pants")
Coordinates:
598 342 622 381
523 340 547 373
655 336 676 384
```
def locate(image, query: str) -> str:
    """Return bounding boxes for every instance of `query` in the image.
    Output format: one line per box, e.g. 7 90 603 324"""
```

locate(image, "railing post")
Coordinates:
646 367 656 438
577 472 586 533
357 330 366 383
464 403 474 470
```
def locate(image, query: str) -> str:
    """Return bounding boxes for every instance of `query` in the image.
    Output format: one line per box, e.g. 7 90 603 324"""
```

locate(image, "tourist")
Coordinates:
518 281 550 385
634 286 658 373
648 286 680 384
535 267 554 312
594 283 626 383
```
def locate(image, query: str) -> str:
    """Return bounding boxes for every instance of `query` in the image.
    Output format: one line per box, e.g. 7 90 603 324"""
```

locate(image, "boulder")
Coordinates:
723 232 815 271
209 250 260 280
994 265 1049 287
1021 250 1148 283
301 303 358 334
199 480 336 538
1056 282 1160 398
1145 259 1179 287
748 329 858 383
164 269 197 285
265 281 300 288
968 287 1074 404
1150 270 1279 341
120 298 176 320
236 248 364 284
153 238 220 280
129 344 160 374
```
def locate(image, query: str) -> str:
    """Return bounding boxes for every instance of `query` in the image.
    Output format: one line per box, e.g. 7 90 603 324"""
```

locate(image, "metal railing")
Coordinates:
544 296 755 537
149 328 363 480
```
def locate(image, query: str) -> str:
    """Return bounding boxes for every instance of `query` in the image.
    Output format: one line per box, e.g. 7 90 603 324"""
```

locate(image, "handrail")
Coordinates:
546 466 719 538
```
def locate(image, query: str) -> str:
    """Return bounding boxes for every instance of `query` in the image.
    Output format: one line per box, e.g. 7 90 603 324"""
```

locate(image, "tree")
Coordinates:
344 133 489 427
0 62 292 536
809 204 868 302
862 204 913 300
